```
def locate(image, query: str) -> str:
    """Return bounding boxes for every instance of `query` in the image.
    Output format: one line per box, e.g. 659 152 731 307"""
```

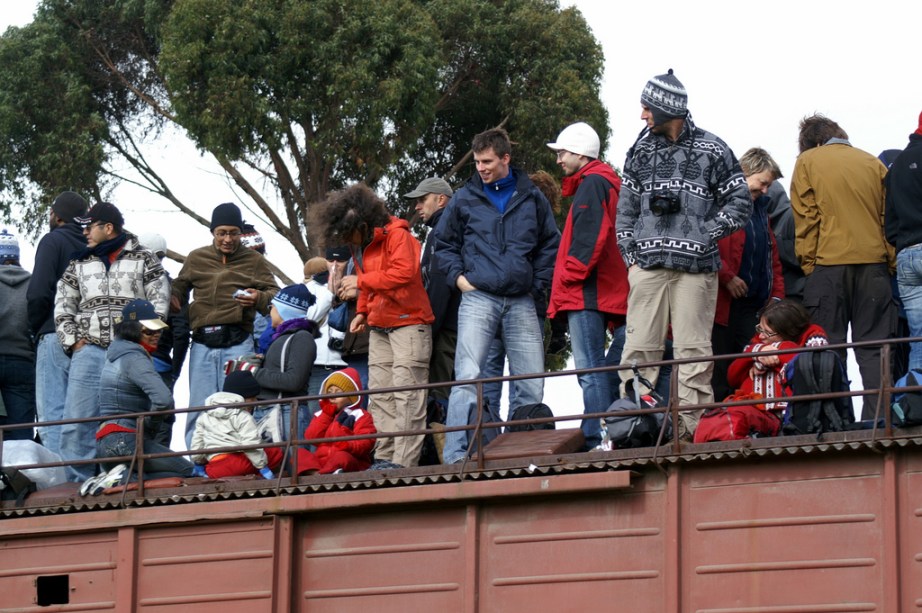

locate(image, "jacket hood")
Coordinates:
320 366 363 409
203 391 246 419
0 265 30 287
106 338 150 362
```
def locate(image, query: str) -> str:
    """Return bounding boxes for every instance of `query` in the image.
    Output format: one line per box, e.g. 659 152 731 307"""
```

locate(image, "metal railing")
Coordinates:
2 335 922 502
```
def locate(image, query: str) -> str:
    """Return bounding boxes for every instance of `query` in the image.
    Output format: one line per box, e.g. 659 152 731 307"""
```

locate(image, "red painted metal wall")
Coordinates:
2 445 921 612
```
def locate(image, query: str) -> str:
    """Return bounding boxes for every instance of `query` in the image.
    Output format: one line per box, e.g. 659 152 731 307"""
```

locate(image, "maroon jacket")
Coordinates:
548 160 627 319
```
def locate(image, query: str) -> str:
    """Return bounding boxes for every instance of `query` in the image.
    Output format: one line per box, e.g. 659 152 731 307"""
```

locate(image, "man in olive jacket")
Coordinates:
171 202 279 446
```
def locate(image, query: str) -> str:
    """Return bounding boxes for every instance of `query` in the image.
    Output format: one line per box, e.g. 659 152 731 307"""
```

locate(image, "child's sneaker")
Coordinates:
89 464 128 496
79 471 107 497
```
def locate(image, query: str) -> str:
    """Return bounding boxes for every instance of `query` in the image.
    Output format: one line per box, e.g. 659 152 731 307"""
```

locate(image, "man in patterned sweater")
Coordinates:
615 69 752 439
54 202 170 481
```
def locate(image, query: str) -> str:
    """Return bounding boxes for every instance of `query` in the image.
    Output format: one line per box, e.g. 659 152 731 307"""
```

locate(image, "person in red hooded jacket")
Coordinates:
322 184 434 468
547 122 627 450
302 367 376 474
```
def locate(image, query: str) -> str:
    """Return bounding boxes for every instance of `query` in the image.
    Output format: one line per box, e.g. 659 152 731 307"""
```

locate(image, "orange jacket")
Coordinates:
356 216 434 328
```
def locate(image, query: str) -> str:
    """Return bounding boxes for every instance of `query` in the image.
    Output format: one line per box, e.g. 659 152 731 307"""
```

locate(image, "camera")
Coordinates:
328 337 345 352
649 190 681 216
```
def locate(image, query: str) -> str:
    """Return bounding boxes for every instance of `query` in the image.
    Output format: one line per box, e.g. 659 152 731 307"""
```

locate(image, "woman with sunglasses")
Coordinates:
86 300 194 493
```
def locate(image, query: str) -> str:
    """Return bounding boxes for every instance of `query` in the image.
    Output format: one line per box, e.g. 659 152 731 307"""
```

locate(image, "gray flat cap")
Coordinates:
403 177 453 199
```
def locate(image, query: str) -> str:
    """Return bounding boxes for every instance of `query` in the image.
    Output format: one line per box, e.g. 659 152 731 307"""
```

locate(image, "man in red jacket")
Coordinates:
547 122 626 450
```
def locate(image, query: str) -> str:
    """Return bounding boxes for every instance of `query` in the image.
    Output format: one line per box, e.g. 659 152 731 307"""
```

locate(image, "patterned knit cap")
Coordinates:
0 229 19 262
271 283 317 322
641 68 688 125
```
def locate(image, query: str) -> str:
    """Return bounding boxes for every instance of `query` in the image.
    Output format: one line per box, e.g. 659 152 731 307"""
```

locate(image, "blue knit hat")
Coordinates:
271 284 317 322
0 229 19 262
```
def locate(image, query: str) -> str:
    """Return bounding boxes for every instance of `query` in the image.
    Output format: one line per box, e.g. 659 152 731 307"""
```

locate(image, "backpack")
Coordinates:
892 369 922 428
782 350 854 435
601 370 672 449
694 393 782 443
506 403 555 432
0 467 37 507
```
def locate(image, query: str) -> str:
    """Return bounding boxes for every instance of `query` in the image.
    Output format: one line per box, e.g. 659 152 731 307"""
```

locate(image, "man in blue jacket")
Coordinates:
435 128 560 464
26 191 88 458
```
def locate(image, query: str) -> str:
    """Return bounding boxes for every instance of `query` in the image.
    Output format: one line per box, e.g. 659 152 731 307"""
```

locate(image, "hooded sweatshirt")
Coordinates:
0 265 35 361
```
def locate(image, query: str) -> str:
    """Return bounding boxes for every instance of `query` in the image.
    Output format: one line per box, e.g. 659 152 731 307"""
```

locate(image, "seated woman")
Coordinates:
90 300 193 492
726 299 829 410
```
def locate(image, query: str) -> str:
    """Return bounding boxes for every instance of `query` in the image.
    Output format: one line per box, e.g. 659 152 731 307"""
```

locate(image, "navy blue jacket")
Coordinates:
885 134 922 253
434 168 560 301
26 222 87 337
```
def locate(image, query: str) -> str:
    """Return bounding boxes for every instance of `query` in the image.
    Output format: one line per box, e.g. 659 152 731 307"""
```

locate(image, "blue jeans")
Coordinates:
61 343 106 482
185 339 254 448
443 291 544 464
0 355 36 441
97 431 193 479
568 310 613 449
898 245 922 372
35 334 71 457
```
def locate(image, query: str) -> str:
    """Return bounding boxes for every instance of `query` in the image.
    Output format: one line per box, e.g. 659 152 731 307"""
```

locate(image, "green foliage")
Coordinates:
0 0 607 254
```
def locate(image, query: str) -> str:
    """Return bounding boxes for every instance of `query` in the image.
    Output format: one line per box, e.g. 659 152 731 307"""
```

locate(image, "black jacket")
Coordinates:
421 207 460 334
26 223 87 337
885 134 922 253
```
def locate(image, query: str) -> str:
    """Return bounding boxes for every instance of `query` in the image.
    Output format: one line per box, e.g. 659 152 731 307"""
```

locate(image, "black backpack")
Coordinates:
892 369 922 428
602 369 672 448
783 350 854 435
0 467 37 507
506 403 555 432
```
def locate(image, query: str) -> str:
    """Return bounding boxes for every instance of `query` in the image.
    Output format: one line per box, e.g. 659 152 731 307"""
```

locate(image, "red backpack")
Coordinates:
694 393 782 443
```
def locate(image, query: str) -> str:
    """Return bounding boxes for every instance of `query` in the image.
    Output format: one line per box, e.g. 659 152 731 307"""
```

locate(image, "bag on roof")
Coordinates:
601 369 671 449
782 350 854 435
892 368 922 428
694 393 782 443
506 402 555 432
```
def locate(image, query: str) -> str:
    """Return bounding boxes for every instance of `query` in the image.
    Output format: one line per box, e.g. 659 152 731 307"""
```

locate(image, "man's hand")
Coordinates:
234 288 258 307
338 275 359 300
456 274 477 293
71 339 88 354
725 276 748 299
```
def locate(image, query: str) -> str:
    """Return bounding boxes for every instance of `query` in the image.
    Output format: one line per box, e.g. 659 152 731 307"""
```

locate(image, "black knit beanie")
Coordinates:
210 202 244 231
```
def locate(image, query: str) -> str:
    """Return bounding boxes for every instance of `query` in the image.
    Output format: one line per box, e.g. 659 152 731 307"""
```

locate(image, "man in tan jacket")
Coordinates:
791 114 896 419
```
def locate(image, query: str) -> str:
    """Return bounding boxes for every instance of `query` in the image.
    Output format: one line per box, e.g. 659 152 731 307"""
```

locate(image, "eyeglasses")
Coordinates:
82 221 108 231
141 329 163 337
214 230 241 239
755 324 780 338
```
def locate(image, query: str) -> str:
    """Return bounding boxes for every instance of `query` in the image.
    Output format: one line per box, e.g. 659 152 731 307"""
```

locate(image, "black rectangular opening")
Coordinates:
36 574 69 606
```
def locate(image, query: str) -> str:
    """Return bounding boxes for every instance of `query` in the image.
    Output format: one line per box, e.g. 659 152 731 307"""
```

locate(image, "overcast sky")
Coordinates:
4 1 913 431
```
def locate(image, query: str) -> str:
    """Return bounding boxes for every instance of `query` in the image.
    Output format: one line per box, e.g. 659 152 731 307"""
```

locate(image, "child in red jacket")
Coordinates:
302 367 376 474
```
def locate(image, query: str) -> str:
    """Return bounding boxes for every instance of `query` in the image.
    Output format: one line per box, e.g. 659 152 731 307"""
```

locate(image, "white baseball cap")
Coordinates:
547 122 601 159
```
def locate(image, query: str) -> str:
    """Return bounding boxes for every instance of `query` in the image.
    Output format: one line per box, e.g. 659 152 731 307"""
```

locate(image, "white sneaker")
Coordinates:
89 464 128 496
79 472 107 497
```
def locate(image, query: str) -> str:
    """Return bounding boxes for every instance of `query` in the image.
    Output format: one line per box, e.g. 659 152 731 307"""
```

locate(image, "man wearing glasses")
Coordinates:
54 202 170 481
171 202 278 446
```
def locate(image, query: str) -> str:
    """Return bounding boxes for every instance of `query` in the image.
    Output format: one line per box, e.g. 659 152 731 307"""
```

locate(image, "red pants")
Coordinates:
205 447 315 479
302 448 371 474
